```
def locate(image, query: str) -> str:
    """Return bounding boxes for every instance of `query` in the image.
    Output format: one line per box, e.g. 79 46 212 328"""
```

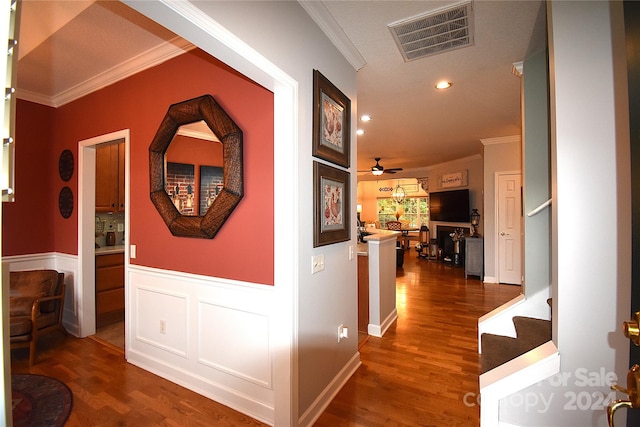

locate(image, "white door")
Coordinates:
497 173 522 284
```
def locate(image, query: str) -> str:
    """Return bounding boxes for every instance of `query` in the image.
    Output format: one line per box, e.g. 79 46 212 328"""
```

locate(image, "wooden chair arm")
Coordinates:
30 293 64 320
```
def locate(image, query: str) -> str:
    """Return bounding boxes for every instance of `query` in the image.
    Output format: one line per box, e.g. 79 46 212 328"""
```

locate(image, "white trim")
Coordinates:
481 135 521 146
78 129 130 338
368 308 398 337
512 61 523 77
297 352 361 427
17 38 195 108
479 341 560 427
298 1 367 71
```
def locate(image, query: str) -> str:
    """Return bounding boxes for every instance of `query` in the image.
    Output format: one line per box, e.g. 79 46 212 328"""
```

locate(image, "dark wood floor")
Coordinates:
10 250 520 426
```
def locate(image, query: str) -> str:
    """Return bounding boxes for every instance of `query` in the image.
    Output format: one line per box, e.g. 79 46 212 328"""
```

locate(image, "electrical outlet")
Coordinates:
338 324 349 342
117 222 124 232
160 320 166 334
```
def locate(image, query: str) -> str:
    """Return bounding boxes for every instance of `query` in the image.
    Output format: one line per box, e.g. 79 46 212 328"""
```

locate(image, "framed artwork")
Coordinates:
312 69 351 168
314 161 350 247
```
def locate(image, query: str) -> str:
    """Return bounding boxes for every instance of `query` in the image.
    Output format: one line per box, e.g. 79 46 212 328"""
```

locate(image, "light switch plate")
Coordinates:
312 254 324 274
130 244 137 259
117 223 124 232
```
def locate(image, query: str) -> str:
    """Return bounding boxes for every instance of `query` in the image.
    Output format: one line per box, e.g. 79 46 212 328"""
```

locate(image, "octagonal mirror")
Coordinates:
149 95 243 238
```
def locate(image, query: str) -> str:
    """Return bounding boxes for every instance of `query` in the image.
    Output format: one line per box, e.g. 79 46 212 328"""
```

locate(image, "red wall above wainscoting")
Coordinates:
5 49 275 285
2 101 57 256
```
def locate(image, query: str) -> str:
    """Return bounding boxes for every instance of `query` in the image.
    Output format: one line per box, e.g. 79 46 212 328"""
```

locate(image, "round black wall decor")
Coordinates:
58 149 74 182
58 186 73 218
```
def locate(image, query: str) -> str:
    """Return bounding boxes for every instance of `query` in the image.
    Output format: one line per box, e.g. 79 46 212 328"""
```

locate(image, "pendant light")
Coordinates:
392 183 406 203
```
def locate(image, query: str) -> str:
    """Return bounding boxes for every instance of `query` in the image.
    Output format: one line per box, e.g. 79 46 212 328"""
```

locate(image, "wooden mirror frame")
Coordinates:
149 95 243 238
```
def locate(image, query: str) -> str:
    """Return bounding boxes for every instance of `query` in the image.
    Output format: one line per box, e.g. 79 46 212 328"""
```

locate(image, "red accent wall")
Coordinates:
5 49 275 285
2 101 57 255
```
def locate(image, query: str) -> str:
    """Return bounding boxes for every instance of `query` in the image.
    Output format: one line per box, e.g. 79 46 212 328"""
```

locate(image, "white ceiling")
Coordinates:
16 0 545 178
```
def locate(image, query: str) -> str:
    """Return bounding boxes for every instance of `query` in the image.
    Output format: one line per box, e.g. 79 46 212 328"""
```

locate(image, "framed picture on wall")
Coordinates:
313 161 350 247
312 69 351 168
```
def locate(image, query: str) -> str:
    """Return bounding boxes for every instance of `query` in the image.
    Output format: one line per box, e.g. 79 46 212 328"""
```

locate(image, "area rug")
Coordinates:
12 374 72 427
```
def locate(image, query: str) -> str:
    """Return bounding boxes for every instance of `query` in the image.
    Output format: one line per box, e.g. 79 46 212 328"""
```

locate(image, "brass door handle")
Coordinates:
608 364 640 426
624 311 640 346
608 400 633 426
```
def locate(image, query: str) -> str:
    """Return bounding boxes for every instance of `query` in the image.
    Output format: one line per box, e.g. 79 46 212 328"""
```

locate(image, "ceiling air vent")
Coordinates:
389 1 474 62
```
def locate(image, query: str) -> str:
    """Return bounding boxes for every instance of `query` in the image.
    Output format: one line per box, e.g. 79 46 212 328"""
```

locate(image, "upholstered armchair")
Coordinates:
9 269 66 366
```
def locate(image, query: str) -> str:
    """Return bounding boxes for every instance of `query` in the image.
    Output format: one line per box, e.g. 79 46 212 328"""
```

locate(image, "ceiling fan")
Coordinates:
359 158 403 176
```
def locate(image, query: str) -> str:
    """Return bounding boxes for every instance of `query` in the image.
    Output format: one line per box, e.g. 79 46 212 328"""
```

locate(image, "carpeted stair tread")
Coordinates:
480 316 552 374
480 333 528 374
513 316 552 349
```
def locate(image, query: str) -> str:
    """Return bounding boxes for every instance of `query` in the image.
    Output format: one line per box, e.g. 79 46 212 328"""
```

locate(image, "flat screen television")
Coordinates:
429 189 470 222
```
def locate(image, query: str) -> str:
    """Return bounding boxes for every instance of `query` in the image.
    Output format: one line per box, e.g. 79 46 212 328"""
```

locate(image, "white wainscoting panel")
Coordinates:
197 300 271 387
135 286 188 357
127 265 275 425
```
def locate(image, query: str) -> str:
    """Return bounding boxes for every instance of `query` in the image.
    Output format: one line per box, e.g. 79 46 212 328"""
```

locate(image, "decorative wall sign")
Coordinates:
314 161 350 247
312 70 351 168
58 186 73 218
58 149 74 181
403 184 419 193
438 170 468 189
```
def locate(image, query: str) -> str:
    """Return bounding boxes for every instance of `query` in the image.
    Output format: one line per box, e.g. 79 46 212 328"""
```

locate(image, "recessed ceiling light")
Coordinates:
435 81 452 90
360 114 372 122
356 129 365 136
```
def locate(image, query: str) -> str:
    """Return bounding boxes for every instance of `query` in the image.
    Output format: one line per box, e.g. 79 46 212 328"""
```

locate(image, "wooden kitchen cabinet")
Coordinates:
96 143 125 212
96 252 124 327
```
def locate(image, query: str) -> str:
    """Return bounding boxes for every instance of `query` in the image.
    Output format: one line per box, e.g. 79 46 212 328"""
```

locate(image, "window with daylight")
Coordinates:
377 197 429 228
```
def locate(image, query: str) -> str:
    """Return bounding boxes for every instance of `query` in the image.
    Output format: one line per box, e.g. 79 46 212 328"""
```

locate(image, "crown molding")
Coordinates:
298 1 367 71
480 135 521 146
17 37 195 108
512 61 523 77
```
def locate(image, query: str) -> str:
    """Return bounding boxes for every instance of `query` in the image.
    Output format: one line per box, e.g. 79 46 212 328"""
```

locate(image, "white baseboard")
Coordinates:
128 349 275 426
297 352 361 427
368 308 398 337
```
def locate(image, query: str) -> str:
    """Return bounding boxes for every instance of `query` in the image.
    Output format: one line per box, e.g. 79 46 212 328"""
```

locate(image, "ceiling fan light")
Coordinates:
372 169 384 176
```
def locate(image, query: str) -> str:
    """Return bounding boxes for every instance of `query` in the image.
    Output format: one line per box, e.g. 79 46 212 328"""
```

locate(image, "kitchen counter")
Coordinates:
95 244 125 255
358 229 400 256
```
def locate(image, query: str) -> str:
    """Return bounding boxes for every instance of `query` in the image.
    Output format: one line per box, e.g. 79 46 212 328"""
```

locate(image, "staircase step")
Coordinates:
480 333 527 374
480 317 552 374
513 316 552 349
